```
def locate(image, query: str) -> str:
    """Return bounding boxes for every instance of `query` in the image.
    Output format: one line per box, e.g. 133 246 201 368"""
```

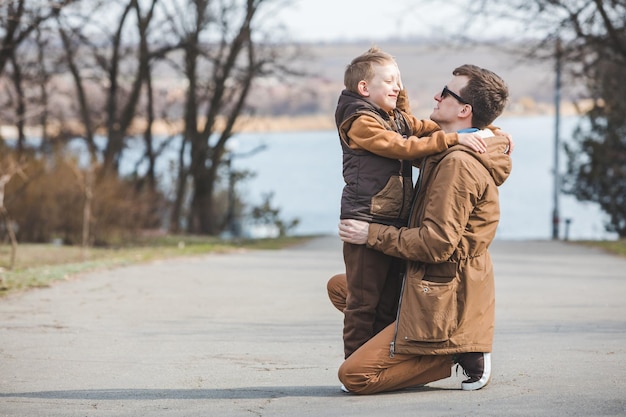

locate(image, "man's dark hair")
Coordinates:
454 64 509 129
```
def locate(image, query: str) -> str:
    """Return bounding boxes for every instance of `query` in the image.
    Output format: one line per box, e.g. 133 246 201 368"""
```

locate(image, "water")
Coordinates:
220 115 617 240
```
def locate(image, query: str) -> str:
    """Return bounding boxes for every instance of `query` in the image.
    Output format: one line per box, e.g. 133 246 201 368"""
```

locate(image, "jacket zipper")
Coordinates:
397 157 408 224
390 270 406 358
395 110 410 226
390 161 426 358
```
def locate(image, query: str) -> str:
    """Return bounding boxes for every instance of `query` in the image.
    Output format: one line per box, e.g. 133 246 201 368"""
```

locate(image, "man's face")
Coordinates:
430 75 470 126
359 62 401 113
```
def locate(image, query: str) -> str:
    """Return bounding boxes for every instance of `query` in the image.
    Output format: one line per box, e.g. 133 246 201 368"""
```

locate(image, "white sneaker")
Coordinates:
340 384 350 393
456 352 492 391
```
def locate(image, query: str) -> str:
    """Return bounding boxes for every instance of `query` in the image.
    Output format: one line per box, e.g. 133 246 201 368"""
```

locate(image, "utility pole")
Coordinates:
552 37 562 240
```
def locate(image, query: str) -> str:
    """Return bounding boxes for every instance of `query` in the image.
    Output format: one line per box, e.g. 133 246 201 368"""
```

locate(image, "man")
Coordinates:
331 64 512 394
334 47 486 360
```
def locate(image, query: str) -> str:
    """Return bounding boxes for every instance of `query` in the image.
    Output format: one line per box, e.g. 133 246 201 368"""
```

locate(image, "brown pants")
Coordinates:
327 273 453 395
340 242 403 358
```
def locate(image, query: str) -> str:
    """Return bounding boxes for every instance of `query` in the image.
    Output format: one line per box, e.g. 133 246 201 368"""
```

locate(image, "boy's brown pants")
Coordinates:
340 242 403 358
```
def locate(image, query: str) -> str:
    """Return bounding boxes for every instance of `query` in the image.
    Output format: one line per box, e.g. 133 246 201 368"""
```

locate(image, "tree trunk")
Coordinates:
169 136 188 234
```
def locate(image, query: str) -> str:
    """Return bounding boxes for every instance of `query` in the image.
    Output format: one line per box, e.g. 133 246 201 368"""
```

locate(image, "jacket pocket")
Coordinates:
370 175 403 218
400 263 459 343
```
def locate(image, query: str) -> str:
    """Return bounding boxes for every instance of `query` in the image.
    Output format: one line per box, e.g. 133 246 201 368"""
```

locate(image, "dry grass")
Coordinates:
573 239 626 257
1 236 622 298
0 235 314 297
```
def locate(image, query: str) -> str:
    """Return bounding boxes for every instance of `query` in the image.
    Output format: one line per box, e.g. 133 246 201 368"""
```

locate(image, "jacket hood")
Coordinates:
432 129 512 186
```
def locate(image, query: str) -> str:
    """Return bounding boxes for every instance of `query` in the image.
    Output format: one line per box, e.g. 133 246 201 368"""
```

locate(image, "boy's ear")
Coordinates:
357 80 369 97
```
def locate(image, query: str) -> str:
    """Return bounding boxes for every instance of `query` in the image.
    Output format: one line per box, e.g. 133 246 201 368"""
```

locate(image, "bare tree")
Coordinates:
0 155 27 269
69 160 96 258
0 0 74 76
7 51 26 155
0 2 68 157
34 26 52 146
54 0 175 173
135 0 159 191
0 0 304 241
564 58 626 237
162 0 301 235
57 21 99 161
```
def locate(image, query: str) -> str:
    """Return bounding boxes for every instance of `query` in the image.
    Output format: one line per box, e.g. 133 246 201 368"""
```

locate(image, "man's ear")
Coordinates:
357 80 369 96
459 104 472 121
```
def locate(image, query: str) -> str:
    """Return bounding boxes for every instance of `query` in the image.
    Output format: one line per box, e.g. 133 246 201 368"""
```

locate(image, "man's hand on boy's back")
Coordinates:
338 219 370 245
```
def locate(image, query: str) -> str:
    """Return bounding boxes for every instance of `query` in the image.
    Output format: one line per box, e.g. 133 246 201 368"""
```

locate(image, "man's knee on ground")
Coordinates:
338 359 369 394
327 273 347 312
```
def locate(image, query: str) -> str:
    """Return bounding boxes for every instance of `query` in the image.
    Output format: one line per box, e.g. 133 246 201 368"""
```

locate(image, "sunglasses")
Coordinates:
441 86 470 105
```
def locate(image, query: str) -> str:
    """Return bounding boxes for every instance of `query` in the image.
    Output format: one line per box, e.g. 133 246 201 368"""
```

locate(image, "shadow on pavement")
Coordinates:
0 385 452 400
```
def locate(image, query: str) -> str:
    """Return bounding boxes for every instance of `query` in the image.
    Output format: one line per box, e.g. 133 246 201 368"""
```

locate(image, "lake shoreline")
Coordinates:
0 101 587 140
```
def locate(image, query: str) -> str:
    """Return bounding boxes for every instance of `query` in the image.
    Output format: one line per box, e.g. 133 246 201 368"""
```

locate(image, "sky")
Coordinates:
271 0 469 42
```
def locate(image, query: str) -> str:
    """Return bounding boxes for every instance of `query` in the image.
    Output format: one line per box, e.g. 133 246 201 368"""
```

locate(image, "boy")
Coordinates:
334 47 487 359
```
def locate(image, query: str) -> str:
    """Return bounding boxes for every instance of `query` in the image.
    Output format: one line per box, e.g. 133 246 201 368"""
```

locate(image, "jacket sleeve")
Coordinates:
407 115 459 147
406 115 450 138
396 90 451 141
348 115 459 159
366 154 482 263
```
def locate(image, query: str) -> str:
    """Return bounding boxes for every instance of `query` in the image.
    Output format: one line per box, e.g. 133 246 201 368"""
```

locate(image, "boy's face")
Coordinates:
357 62 401 113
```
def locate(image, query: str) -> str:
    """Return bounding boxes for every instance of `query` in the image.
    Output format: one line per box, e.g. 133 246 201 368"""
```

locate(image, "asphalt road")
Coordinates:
1 236 625 417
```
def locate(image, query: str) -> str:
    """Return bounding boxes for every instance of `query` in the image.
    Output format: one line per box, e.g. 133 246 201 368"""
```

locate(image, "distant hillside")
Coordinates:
163 41 582 134
294 40 574 119
1 40 579 139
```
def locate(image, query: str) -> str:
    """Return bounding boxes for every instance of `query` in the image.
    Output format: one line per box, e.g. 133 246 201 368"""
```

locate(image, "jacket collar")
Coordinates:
429 130 511 187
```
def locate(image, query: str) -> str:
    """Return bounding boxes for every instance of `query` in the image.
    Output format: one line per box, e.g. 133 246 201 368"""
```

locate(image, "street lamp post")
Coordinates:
552 37 562 240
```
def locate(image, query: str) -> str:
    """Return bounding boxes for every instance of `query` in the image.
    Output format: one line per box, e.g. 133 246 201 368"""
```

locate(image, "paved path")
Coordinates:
0 237 625 417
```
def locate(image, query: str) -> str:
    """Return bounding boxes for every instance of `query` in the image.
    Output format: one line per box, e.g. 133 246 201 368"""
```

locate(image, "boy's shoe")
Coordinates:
455 352 491 391
340 384 350 393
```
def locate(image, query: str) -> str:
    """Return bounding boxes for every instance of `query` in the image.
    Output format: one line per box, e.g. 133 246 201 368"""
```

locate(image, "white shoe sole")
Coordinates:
461 352 491 391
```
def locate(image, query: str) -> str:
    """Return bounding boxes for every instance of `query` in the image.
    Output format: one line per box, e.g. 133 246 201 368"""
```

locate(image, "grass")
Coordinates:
573 239 626 257
0 234 314 297
1 236 623 298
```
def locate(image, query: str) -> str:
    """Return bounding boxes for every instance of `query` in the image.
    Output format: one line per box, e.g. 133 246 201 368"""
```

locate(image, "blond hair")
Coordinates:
344 47 395 93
